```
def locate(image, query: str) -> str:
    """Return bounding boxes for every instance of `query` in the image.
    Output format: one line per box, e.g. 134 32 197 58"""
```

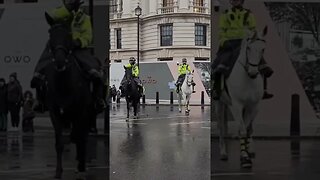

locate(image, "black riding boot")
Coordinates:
92 78 106 113
192 82 196 93
176 84 180 93
212 74 221 100
262 77 273 99
138 86 143 97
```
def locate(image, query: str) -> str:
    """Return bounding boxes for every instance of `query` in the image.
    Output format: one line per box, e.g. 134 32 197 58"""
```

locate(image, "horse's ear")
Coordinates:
45 12 55 26
123 65 126 69
262 26 268 37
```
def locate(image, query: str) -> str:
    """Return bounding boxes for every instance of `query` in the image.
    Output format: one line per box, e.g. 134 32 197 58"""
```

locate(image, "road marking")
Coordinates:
169 121 208 126
111 115 191 121
0 166 108 174
212 172 254 176
111 121 147 125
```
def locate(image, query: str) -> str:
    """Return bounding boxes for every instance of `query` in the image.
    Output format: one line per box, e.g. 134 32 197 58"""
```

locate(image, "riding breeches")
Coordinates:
176 74 186 85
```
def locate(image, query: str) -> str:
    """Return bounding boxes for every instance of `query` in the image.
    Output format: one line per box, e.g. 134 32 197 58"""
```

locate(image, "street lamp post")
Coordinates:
135 5 142 67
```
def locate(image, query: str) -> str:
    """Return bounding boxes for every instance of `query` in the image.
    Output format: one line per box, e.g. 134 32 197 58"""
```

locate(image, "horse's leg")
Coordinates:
185 94 190 114
133 101 138 119
73 110 89 178
229 102 252 168
178 93 182 113
126 98 130 121
50 112 64 179
243 104 259 158
216 101 228 160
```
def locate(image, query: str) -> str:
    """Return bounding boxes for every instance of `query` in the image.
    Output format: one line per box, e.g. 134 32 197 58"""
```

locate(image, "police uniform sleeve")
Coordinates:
79 15 93 48
135 66 140 77
218 10 229 47
47 6 71 22
178 65 183 76
187 65 191 73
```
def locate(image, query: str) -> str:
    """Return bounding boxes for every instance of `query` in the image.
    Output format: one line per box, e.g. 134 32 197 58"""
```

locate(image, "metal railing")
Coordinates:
193 6 206 13
159 6 174 14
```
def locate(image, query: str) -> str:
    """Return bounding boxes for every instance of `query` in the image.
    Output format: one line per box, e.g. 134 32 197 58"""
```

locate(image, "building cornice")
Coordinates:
110 46 210 53
110 13 210 24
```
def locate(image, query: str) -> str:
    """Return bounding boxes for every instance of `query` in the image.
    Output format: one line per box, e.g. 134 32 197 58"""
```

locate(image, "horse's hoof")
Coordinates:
54 172 62 179
249 152 256 159
240 156 252 169
75 171 87 180
220 154 228 161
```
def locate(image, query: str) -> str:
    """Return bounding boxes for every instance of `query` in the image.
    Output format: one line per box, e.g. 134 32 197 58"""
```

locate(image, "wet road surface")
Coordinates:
0 133 108 180
110 104 210 180
212 139 320 180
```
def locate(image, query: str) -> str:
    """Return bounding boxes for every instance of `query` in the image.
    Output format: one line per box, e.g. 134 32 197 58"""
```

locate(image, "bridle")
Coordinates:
239 37 266 73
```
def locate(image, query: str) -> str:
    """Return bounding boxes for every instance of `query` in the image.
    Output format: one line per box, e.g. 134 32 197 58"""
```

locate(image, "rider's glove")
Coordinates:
72 39 82 49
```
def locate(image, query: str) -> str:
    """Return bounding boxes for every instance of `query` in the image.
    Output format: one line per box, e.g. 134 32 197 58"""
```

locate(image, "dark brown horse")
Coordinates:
39 15 94 179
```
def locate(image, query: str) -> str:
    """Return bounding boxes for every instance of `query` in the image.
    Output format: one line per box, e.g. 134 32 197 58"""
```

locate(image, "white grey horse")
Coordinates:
177 71 194 115
217 26 268 168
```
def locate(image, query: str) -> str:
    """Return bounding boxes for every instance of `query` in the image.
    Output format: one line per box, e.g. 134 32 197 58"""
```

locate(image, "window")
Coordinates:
163 0 174 7
193 0 205 13
194 0 204 7
158 57 173 61
114 59 122 63
160 24 173 46
115 28 122 49
109 0 117 18
119 0 123 12
195 57 209 61
195 24 207 46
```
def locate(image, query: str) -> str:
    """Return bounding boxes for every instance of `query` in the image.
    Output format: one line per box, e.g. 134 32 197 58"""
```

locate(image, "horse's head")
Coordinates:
185 70 194 86
242 26 268 79
124 65 133 81
46 13 73 72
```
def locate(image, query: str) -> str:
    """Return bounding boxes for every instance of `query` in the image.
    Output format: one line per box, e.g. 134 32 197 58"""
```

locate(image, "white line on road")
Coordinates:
212 172 254 176
0 166 108 174
169 122 208 126
111 115 192 121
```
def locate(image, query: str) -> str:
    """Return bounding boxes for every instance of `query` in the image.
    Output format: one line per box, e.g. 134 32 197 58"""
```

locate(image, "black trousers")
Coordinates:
8 102 20 127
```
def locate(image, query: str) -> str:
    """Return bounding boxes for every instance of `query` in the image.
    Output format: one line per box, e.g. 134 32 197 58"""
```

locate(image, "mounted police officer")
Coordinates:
31 0 106 112
175 58 196 93
211 0 274 100
119 57 144 97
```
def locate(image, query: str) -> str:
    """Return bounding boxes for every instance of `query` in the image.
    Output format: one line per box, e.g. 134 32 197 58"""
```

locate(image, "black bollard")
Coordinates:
142 95 146 104
290 94 300 136
201 91 204 109
156 92 159 104
170 91 173 105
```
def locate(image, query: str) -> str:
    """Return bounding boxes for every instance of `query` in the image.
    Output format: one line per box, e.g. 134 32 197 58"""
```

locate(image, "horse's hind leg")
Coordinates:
243 105 259 158
229 103 252 168
50 112 64 179
216 101 228 160
178 94 182 113
54 132 64 179
126 100 130 121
